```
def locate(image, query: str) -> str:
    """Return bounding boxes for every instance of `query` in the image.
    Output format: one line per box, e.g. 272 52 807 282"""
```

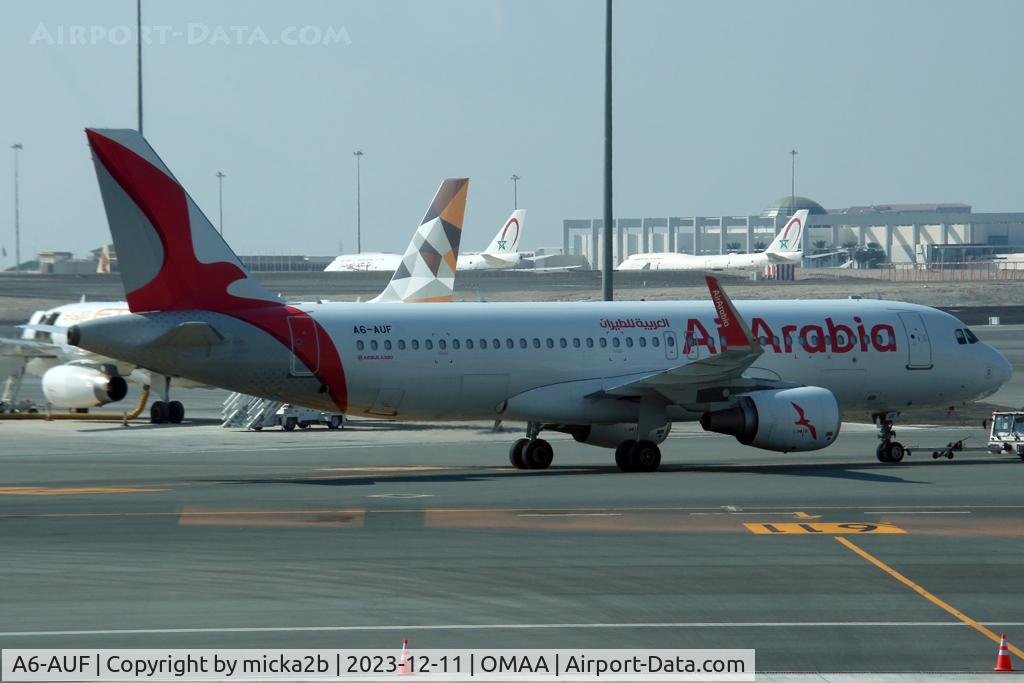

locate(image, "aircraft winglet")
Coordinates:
705 275 761 353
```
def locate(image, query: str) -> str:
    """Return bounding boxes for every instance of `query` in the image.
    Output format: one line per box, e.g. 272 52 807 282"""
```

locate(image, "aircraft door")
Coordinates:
287 316 320 376
664 331 679 360
898 312 932 369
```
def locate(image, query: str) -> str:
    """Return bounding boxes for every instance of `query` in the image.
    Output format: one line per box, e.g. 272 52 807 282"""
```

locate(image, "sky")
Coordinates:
1 0 1022 264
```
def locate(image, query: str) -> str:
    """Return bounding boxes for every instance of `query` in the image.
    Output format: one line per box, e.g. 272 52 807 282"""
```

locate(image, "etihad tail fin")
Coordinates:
85 128 281 313
765 209 808 257
370 178 469 303
484 209 524 255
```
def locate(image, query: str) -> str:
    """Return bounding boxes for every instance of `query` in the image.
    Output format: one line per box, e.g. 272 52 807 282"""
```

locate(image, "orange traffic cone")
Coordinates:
398 639 413 676
995 633 1014 672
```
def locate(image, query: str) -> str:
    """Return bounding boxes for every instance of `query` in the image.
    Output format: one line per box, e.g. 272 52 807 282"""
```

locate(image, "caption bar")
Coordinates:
1 649 754 681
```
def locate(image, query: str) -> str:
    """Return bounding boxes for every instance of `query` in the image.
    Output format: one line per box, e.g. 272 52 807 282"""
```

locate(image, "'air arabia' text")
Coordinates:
684 316 898 355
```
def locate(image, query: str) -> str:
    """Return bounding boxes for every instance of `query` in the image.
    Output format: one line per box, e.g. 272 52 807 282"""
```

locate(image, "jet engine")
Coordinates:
699 386 840 452
559 422 672 449
41 365 128 408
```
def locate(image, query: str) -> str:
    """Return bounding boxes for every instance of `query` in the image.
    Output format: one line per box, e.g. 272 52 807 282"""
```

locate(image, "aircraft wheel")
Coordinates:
631 440 662 472
167 400 184 424
150 401 168 424
876 443 891 463
888 442 906 462
615 441 637 472
299 422 311 430
522 439 554 470
252 424 263 431
327 415 343 430
283 417 297 431
509 438 530 469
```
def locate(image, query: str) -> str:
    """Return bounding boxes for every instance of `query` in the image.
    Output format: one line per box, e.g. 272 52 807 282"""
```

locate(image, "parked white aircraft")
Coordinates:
617 211 808 271
325 210 526 273
457 210 524 270
74 129 1011 471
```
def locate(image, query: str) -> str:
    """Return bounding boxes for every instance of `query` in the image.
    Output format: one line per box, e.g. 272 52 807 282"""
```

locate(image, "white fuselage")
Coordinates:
456 252 521 271
617 251 800 271
324 253 401 272
74 299 1010 425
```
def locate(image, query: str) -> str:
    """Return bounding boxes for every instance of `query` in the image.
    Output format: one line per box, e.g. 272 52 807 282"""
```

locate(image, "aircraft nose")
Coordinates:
993 348 1013 386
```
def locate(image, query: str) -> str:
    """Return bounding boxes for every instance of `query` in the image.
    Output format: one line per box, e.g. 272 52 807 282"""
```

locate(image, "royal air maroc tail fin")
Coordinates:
370 178 469 303
85 128 282 313
484 209 524 255
765 209 808 260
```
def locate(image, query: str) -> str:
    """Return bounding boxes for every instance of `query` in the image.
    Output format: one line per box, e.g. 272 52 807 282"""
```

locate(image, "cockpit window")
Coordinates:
955 329 966 345
964 328 979 344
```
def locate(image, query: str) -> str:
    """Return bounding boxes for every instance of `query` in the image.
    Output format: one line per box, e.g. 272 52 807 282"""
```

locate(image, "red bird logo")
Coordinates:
791 402 817 439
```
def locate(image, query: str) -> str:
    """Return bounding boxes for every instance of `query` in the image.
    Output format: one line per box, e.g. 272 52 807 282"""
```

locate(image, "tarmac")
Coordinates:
2 288 1024 677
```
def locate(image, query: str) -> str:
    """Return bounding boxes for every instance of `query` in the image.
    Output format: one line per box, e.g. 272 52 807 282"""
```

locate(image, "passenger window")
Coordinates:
356 340 365 350
546 338 554 348
398 340 406 350
370 340 379 351
466 339 474 349
440 339 449 350
625 337 634 348
425 339 433 350
599 338 608 348
451 339 459 350
666 336 675 347
586 338 594 348
532 338 541 348
612 337 621 348
384 340 392 350
965 328 979 344
559 338 567 348
492 338 500 349
506 338 514 349
519 338 527 349
573 338 581 348
479 339 487 349
412 339 420 350
652 337 660 347
639 337 647 347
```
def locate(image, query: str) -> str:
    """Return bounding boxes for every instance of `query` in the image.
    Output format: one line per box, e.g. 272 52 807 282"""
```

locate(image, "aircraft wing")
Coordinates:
0 336 66 358
594 276 765 400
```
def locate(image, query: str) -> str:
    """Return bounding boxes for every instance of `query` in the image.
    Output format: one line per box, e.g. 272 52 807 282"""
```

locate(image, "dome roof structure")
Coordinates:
761 195 828 218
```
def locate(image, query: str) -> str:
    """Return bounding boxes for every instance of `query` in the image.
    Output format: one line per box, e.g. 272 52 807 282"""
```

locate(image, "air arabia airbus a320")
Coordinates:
71 129 1011 471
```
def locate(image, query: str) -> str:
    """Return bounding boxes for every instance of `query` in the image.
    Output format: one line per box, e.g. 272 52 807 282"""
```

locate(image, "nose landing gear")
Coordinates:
874 412 907 463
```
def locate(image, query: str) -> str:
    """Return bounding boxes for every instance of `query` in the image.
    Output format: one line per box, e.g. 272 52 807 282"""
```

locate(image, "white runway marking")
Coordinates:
864 511 972 515
3 622 1024 637
516 513 623 517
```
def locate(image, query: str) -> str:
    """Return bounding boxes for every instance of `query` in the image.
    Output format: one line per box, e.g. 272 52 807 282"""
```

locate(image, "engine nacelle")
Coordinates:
41 365 128 408
699 386 840 452
562 422 672 449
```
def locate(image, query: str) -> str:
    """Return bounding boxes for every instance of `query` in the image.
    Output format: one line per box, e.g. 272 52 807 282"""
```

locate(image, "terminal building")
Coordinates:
563 197 1024 267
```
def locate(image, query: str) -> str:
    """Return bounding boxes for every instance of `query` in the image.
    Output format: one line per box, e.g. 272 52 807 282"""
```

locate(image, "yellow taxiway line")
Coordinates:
836 536 1024 659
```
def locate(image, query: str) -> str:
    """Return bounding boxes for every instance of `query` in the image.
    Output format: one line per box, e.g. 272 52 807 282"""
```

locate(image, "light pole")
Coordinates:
11 143 22 272
353 150 364 253
216 171 225 235
789 149 798 204
137 0 143 133
510 174 520 209
601 0 614 301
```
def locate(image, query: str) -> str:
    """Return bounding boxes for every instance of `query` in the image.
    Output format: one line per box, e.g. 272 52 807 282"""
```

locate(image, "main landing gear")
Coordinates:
614 440 662 472
150 400 184 424
874 412 907 463
149 375 184 424
509 422 554 470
